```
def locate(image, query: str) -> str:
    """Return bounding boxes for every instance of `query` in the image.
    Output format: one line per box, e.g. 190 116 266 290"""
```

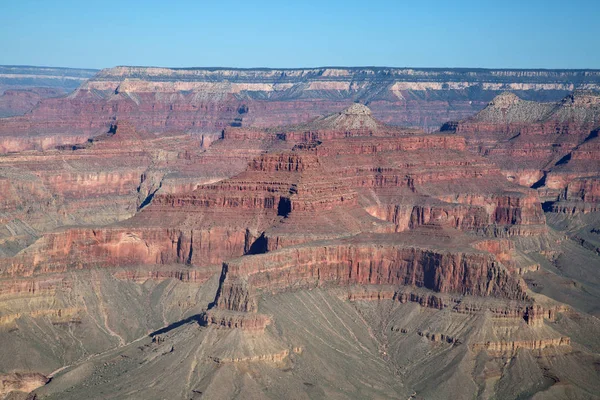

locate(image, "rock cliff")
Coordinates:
1 66 599 153
0 65 98 118
1 100 598 400
443 91 600 213
0 121 229 257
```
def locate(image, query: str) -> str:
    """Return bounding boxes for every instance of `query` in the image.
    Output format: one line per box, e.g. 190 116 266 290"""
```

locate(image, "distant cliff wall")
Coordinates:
1 66 599 137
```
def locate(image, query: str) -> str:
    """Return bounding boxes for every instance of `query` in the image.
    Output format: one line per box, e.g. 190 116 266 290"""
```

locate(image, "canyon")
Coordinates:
0 66 98 118
1 66 600 154
443 90 600 214
0 67 598 400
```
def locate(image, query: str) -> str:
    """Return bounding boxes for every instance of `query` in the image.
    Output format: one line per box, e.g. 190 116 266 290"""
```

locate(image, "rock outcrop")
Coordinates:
0 87 63 118
1 66 600 153
215 231 529 314
0 372 49 397
3 104 547 278
0 65 98 119
1 102 591 399
443 91 600 213
471 337 571 353
0 120 257 257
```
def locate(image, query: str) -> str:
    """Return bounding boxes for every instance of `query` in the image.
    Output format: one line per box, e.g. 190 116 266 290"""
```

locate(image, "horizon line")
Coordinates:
3 64 600 73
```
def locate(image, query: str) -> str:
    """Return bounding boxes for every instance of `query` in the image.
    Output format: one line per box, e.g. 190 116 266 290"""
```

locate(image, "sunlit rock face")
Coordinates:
444 91 600 213
0 97 599 400
1 67 599 153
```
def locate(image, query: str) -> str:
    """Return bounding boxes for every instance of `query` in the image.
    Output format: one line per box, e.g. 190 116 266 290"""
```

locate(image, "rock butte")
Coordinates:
0 79 598 399
443 90 600 213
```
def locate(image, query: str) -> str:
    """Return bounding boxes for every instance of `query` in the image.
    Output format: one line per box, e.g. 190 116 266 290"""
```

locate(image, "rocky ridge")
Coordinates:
0 66 98 119
443 91 600 214
1 66 600 154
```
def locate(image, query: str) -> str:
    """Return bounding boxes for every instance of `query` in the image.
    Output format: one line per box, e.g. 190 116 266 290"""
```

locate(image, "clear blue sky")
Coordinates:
1 0 599 70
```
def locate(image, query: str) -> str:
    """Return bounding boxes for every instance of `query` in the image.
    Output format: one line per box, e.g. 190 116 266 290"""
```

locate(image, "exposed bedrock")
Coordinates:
0 104 550 285
0 133 91 153
0 104 552 353
437 193 545 225
365 192 545 233
215 232 529 315
443 91 600 213
471 337 571 353
2 67 599 153
2 72 599 399
0 66 98 120
564 177 600 203
345 285 544 321
0 88 64 118
365 202 488 231
4 227 247 277
450 92 600 137
544 136 600 212
202 309 272 331
0 372 49 398
0 121 252 257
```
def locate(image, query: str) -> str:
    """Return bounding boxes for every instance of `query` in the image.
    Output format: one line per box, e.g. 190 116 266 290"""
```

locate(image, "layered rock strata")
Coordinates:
5 105 546 276
215 231 529 312
443 91 600 213
1 66 600 153
0 103 568 396
0 120 257 257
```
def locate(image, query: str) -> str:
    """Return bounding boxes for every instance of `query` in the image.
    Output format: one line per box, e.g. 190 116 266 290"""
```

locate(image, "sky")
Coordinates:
1 0 599 70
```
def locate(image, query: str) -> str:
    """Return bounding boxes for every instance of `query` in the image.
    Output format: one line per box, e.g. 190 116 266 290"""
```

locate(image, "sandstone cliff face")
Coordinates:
443 91 600 213
0 103 573 397
0 105 547 275
1 67 599 153
562 177 600 203
543 135 600 212
3 226 250 278
215 232 528 314
0 121 243 257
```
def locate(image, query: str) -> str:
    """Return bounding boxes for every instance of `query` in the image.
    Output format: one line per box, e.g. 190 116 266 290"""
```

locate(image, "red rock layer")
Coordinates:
544 136 600 212
2 105 547 277
443 92 600 187
2 67 598 152
1 104 553 341
3 227 249 278
443 91 600 213
0 87 63 117
215 231 529 314
0 120 267 257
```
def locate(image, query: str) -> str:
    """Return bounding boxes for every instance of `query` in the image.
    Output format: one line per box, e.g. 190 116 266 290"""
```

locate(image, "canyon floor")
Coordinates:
0 68 599 399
